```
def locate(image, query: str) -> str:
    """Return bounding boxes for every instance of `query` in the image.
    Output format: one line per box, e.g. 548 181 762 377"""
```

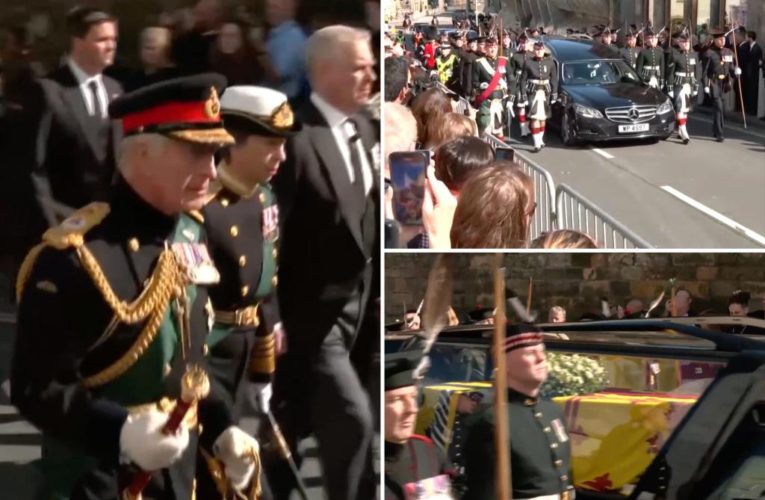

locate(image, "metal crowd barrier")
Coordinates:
483 133 557 241
555 184 654 249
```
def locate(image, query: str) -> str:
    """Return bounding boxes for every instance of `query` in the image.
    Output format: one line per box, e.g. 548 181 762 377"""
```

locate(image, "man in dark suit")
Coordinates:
270 24 379 500
30 6 123 228
741 31 763 116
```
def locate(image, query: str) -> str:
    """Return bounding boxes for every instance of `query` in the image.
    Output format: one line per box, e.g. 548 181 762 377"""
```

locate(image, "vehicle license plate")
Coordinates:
617 123 650 133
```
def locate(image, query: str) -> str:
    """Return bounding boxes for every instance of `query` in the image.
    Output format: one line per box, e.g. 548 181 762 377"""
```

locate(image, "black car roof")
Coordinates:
544 36 623 62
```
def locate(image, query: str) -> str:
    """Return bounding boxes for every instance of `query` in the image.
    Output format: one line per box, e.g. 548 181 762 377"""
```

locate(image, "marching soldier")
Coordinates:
502 30 513 54
703 28 742 142
519 41 558 152
463 325 574 500
11 74 259 499
476 36 487 57
610 28 622 48
460 34 480 97
597 27 613 47
621 29 640 70
511 34 532 137
666 30 702 144
436 40 460 86
637 28 665 89
197 86 300 498
473 36 511 138
385 351 453 500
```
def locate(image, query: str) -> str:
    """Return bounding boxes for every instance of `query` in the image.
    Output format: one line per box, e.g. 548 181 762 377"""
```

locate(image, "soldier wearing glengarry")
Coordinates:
519 41 558 152
703 28 742 142
473 36 511 138
636 28 665 89
11 74 260 500
511 34 532 137
196 85 301 499
463 325 574 500
666 30 701 144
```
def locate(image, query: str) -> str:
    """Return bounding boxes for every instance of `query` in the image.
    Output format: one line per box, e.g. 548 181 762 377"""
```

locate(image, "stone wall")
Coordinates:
385 253 765 322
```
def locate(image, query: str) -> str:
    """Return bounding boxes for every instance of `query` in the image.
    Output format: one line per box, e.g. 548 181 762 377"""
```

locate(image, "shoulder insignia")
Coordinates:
187 210 205 224
42 202 111 250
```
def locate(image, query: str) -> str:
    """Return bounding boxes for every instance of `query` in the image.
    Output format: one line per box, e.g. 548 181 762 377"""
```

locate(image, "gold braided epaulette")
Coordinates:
15 202 111 302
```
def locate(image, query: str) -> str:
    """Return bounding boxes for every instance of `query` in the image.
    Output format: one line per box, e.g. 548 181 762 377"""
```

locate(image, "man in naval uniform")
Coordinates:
463 324 574 500
12 74 260 500
385 351 454 500
665 30 702 144
197 85 301 499
519 41 558 152
703 28 742 142
636 28 665 89
472 37 510 138
621 29 640 70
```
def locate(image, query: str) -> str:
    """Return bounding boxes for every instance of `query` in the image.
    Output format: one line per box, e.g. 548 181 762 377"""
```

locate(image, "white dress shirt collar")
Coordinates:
311 92 349 128
67 57 107 118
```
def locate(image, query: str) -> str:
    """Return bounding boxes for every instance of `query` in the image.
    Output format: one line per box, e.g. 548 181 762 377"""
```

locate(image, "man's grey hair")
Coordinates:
548 305 566 321
305 25 371 80
117 133 170 173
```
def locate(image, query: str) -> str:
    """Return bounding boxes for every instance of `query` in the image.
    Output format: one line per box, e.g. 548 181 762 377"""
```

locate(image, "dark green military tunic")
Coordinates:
463 389 574 500
511 50 531 100
12 176 234 500
472 55 511 133
519 56 558 120
636 46 666 87
621 46 640 70
385 436 453 500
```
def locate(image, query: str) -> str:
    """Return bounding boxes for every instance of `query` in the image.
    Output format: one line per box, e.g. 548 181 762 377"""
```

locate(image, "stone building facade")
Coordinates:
385 253 765 322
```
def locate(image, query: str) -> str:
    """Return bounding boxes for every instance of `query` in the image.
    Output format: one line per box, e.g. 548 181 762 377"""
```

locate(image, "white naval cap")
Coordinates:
219 85 301 137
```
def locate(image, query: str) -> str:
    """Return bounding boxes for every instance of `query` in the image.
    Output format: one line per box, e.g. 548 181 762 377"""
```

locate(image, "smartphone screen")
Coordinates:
495 146 515 162
390 151 429 226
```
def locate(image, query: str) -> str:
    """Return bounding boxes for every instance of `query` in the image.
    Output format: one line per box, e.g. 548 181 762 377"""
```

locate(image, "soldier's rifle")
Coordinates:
492 255 512 500
730 22 748 128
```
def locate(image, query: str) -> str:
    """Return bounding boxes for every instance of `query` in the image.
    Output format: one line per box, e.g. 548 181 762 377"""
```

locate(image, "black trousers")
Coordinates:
267 296 375 500
712 95 725 138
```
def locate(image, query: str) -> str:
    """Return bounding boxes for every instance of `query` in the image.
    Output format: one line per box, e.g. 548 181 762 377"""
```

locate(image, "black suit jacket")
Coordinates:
273 98 379 355
31 65 123 220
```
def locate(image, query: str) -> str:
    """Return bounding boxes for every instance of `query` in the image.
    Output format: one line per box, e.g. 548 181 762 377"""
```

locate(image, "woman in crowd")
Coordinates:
410 87 453 148
210 17 273 86
434 136 494 194
530 229 598 249
127 26 178 90
427 112 477 149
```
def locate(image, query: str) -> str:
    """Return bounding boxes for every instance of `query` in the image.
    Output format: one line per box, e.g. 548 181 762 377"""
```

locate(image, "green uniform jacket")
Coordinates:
463 389 574 500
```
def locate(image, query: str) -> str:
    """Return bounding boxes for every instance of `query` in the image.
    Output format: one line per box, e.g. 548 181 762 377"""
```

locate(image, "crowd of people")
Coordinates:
0 1 381 499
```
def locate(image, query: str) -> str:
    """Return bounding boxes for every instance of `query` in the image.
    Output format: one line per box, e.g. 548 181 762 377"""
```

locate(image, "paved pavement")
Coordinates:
503 110 765 248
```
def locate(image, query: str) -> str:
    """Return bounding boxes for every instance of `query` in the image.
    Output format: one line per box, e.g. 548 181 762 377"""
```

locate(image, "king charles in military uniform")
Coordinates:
11 74 261 500
196 85 301 498
463 324 574 500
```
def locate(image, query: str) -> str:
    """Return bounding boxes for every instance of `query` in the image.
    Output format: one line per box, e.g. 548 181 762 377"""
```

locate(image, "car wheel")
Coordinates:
560 112 578 147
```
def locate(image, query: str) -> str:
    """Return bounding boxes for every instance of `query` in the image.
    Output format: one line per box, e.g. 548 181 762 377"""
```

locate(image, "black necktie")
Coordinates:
88 80 102 119
345 118 366 213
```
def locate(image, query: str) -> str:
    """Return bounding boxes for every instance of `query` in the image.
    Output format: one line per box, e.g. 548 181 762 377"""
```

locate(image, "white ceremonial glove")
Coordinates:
704 86 710 95
550 94 558 104
214 426 259 491
667 90 674 98
247 382 273 415
479 82 489 90
119 409 190 471
734 67 742 76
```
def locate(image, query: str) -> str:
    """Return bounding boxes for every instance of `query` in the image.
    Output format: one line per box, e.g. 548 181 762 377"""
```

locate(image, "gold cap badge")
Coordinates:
271 101 294 129
205 86 221 119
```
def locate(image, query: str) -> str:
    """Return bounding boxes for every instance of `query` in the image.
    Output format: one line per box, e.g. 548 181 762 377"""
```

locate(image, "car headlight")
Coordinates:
574 103 603 119
657 100 673 114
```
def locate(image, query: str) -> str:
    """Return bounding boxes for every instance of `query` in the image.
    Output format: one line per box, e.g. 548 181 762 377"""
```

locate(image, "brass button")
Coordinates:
272 248 278 259
555 459 563 467
221 198 229 207
230 225 239 237
203 344 209 356
550 443 559 449
128 238 140 252
259 192 266 204
163 363 172 376
543 427 551 433
561 475 569 482
271 276 278 287
239 255 247 267
241 285 249 297
534 411 543 418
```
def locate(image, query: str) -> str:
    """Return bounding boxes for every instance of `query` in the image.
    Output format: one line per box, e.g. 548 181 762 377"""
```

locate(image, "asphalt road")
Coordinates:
505 112 765 248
